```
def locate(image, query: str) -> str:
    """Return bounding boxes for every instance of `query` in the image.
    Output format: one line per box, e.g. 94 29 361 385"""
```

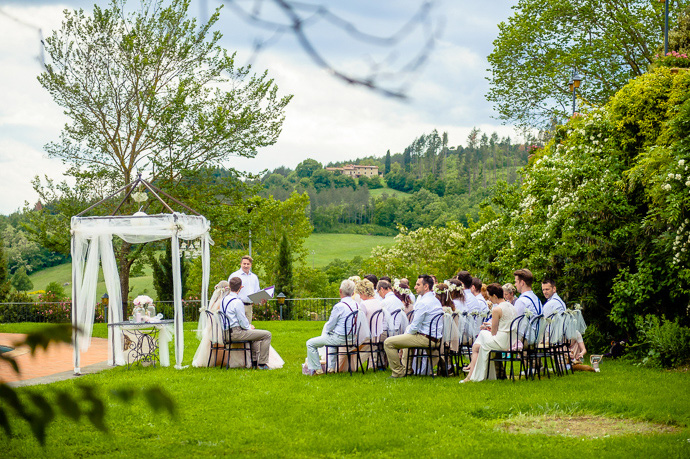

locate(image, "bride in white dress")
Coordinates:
462 283 515 382
192 280 284 369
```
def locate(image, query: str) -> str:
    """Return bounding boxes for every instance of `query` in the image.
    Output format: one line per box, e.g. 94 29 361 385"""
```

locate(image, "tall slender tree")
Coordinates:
36 0 291 308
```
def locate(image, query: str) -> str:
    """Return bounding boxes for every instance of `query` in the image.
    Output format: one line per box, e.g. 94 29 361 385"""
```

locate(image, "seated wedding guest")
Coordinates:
194 280 283 369
470 277 490 314
394 279 414 314
502 283 517 305
364 274 381 300
305 279 359 376
357 279 381 321
378 280 405 338
192 280 230 367
541 278 566 318
434 283 453 312
449 279 465 312
400 277 416 305
456 271 478 314
221 277 273 369
461 283 516 383
513 269 542 317
384 274 443 378
481 284 490 302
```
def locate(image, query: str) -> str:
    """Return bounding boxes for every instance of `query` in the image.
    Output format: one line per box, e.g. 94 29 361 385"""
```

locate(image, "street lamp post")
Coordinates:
570 70 582 116
662 0 669 55
277 292 286 320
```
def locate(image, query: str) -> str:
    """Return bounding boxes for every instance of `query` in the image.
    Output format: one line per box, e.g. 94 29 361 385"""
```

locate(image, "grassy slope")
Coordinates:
306 233 395 267
27 234 395 297
0 321 689 457
369 186 410 199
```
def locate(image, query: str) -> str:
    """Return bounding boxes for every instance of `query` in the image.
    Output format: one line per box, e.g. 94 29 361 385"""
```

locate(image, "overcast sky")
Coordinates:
0 0 519 215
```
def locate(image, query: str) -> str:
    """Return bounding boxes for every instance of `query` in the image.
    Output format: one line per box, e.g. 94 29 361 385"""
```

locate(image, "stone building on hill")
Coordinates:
325 164 379 178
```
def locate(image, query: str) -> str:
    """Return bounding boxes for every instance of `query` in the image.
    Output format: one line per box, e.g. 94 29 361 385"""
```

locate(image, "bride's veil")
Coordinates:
196 280 230 340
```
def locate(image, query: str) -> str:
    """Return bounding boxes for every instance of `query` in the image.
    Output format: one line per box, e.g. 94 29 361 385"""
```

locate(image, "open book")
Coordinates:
248 286 275 303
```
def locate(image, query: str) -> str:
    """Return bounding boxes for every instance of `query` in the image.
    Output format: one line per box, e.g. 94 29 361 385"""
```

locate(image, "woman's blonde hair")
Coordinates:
355 279 375 298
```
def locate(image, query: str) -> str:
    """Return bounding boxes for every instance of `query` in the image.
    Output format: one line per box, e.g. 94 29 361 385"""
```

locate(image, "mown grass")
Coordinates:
1 321 689 457
306 233 395 267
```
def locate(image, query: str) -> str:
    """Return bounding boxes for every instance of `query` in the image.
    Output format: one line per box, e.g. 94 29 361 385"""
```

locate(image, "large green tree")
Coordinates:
35 0 291 305
487 0 686 128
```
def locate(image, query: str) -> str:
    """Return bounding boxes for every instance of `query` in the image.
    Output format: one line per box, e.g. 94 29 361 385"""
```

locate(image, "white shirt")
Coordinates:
543 292 566 318
462 289 478 315
220 292 250 330
452 298 467 314
514 290 542 317
407 291 443 338
381 291 404 332
228 269 260 304
472 293 490 314
324 297 358 336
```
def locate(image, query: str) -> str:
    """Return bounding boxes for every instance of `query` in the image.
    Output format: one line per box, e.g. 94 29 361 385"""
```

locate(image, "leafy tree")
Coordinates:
275 232 294 300
487 0 683 128
295 159 322 178
10 267 33 292
150 240 188 302
36 0 291 308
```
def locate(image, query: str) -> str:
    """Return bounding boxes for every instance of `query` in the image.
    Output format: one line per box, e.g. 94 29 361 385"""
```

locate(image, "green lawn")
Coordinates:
369 186 410 199
1 321 689 457
306 233 395 267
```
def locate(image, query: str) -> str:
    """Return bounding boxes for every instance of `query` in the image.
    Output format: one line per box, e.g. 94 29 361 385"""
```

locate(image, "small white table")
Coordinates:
108 320 174 368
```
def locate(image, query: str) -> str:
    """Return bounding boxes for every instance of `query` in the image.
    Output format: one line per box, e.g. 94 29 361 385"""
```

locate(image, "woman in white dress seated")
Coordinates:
192 280 284 369
461 283 515 383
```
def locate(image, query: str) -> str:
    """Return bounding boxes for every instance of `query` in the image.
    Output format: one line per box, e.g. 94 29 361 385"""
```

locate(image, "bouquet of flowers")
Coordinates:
133 295 154 307
132 295 155 322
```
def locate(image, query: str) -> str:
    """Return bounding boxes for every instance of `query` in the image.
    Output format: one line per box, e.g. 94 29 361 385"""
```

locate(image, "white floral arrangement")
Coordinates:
445 281 460 292
392 278 411 296
348 275 361 283
524 310 533 318
432 284 449 296
133 295 154 306
131 191 148 203
573 303 582 310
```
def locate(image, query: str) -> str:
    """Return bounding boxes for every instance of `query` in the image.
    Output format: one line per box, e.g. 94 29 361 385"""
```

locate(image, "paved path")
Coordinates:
0 333 110 387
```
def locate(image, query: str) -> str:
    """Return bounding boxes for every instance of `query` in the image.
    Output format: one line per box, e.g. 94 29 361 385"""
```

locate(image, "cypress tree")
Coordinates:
151 240 188 302
275 232 293 300
384 150 391 175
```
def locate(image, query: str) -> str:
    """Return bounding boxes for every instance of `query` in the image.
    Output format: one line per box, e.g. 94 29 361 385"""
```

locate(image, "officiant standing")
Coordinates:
228 255 261 322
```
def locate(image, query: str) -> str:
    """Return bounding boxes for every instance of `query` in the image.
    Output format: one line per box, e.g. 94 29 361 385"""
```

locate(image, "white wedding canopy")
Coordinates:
71 212 212 373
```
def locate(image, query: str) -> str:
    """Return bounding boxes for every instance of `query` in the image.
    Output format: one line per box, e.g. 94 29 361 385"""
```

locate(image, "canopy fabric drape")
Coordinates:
70 212 212 373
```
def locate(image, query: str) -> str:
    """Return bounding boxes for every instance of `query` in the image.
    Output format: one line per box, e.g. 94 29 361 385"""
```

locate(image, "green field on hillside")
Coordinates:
27 233 395 298
305 233 395 267
369 186 410 199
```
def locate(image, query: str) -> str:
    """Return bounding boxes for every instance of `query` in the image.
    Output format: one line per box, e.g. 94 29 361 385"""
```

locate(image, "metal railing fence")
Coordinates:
0 298 340 323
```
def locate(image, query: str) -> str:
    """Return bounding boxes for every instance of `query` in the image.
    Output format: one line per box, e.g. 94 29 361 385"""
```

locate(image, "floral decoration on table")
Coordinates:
132 295 156 323
133 295 154 307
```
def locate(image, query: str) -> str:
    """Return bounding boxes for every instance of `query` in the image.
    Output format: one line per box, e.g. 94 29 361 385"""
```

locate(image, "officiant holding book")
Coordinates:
228 255 262 322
